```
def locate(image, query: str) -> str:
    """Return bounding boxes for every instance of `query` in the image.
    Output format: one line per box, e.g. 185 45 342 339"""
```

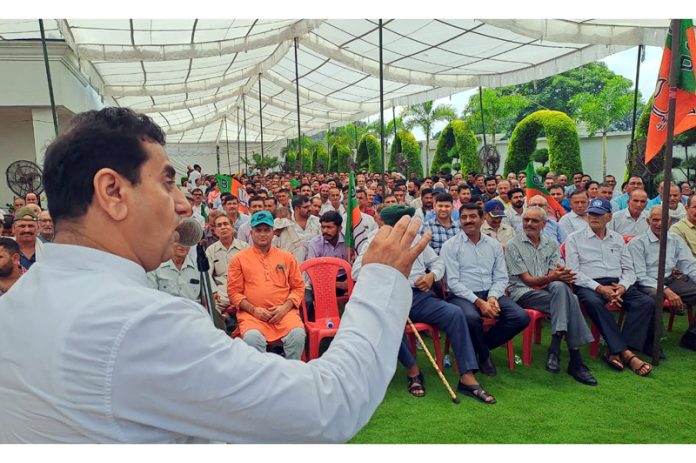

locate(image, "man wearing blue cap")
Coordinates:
565 197 655 376
481 200 515 247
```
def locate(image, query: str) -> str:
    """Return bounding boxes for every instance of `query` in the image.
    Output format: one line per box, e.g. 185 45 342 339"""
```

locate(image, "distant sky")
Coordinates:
380 45 663 141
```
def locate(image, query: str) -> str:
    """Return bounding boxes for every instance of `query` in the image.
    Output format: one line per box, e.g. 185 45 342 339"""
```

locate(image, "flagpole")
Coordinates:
653 19 682 366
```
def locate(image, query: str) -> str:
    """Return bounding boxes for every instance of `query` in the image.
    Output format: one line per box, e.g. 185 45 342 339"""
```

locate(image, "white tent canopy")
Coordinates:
0 19 670 144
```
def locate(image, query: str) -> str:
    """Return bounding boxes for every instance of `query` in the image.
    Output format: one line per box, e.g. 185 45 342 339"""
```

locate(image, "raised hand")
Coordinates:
361 216 432 278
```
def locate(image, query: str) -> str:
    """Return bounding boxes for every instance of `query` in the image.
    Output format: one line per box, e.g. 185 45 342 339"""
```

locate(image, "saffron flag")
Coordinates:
216 174 249 213
345 171 369 254
524 162 566 221
645 19 696 163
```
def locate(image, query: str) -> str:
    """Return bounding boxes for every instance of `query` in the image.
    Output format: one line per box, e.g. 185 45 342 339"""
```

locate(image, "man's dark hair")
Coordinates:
319 211 343 227
264 196 278 205
411 179 422 189
431 175 440 183
604 174 616 181
484 175 497 184
599 182 613 189
0 237 20 255
475 174 485 181
470 194 483 203
223 194 239 205
384 194 397 203
193 164 202 171
300 183 311 190
420 187 433 198
620 181 629 190
435 193 453 203
569 189 588 200
248 195 265 206
508 187 524 198
291 194 310 210
277 188 290 195
468 171 477 177
220 193 234 204
457 184 471 193
43 107 166 225
459 202 484 218
548 184 564 194
573 171 584 178
586 180 600 190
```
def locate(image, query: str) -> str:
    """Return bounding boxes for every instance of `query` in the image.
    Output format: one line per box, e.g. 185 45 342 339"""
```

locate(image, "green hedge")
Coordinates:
313 143 330 173
432 120 478 176
388 129 423 178
504 110 582 177
330 143 352 173
286 151 297 171
357 134 382 173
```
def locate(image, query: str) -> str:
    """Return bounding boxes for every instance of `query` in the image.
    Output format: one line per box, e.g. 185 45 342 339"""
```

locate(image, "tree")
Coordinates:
250 152 280 174
356 134 382 173
570 76 634 177
402 101 457 175
462 88 529 145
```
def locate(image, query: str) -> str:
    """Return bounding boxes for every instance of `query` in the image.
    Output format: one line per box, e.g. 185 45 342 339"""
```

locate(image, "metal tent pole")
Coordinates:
629 45 644 149
258 74 265 162
653 19 682 366
378 19 386 187
294 37 303 175
479 86 487 147
243 95 248 174
39 19 59 136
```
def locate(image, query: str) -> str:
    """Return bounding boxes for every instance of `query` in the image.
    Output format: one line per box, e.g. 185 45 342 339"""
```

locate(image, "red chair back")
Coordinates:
623 234 636 243
559 242 566 260
300 257 354 323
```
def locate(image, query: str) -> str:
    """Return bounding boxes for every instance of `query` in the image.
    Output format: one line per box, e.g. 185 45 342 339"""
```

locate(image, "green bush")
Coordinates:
536 166 550 178
432 120 478 176
313 143 330 173
388 130 423 178
330 143 352 173
357 134 382 173
286 151 297 171
504 110 582 177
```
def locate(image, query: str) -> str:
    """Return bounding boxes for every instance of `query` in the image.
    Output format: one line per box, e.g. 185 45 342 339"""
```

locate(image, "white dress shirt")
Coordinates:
440 232 509 303
607 208 649 236
205 238 249 306
293 214 322 242
564 227 636 291
558 211 589 236
0 243 413 443
628 230 696 289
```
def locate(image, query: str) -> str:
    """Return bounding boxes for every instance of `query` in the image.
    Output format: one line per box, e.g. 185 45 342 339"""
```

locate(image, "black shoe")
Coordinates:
478 357 497 377
545 351 561 373
567 362 598 386
680 336 696 351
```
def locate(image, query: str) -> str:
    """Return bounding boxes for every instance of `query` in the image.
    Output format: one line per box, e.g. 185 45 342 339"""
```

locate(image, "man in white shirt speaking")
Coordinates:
0 107 431 443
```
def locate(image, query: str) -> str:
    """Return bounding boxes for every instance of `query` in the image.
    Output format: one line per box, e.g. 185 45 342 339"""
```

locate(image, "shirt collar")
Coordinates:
322 232 345 246
162 255 197 271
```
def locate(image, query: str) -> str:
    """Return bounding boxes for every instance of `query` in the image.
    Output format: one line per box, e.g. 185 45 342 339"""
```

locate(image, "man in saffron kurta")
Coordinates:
228 211 306 359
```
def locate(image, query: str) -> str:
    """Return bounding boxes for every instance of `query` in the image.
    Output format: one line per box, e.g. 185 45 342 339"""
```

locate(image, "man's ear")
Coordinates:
92 168 131 222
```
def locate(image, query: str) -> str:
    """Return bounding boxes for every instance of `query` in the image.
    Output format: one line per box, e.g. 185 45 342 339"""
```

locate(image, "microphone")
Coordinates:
175 217 204 247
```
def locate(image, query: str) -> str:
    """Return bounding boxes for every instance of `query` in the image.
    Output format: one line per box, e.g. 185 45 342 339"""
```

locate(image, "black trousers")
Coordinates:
575 277 655 355
448 291 530 361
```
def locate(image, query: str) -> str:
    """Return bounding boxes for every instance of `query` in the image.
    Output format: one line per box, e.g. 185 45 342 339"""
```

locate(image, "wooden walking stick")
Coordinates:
406 318 460 404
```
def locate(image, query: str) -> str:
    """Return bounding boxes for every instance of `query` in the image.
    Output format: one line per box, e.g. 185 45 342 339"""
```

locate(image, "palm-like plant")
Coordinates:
462 88 529 145
570 76 634 178
402 101 456 175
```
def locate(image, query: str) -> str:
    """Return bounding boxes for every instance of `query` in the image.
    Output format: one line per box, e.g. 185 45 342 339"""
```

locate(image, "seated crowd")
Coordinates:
6 167 696 405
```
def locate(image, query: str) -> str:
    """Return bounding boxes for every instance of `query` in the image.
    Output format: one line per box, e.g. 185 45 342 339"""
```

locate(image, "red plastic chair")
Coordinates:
520 308 550 366
300 257 354 360
405 322 443 370
666 301 695 332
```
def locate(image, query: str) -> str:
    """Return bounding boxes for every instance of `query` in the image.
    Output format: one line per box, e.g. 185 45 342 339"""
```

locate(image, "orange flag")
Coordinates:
645 19 696 163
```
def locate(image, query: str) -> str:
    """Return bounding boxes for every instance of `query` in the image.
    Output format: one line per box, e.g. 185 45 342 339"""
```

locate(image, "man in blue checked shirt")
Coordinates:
420 192 460 255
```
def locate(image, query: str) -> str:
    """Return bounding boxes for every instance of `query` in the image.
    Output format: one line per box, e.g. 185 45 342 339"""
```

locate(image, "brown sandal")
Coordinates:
624 354 652 377
407 373 426 397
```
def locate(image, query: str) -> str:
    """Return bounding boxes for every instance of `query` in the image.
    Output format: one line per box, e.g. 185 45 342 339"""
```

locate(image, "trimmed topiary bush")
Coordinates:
330 143 352 173
432 120 478 176
313 143 329 173
504 110 582 177
357 134 382 173
388 130 423 178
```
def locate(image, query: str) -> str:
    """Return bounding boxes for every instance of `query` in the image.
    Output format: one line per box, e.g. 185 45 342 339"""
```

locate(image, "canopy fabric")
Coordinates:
0 19 670 144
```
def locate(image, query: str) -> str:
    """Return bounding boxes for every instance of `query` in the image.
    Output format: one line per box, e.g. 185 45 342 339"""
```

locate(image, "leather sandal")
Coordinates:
457 383 496 404
602 352 624 372
407 373 426 397
624 354 652 377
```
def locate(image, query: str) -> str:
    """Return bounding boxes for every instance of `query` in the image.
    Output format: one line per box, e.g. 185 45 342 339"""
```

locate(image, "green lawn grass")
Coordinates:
349 314 696 444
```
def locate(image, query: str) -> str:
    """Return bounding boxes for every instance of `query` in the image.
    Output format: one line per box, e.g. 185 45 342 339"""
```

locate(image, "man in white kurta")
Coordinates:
0 107 431 444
